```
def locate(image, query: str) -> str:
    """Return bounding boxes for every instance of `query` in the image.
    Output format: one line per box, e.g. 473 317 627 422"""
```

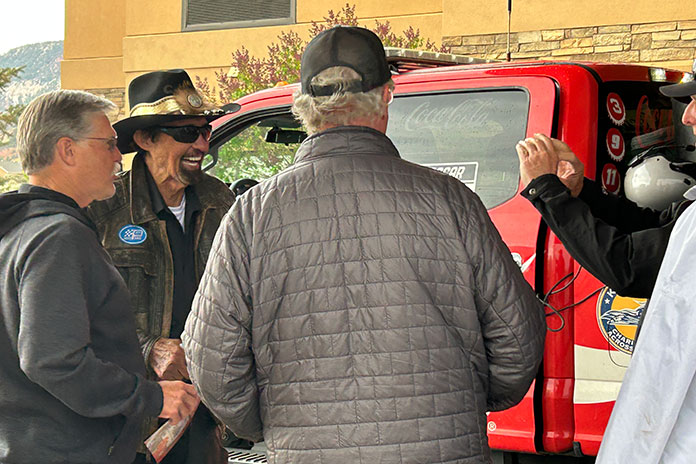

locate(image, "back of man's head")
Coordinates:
17 90 116 174
292 26 394 134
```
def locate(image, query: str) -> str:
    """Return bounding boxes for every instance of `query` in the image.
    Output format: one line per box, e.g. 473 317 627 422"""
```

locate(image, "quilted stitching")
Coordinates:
183 126 545 464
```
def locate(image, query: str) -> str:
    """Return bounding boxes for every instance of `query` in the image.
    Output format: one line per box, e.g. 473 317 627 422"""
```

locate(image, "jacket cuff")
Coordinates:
520 174 569 201
142 336 161 377
138 375 164 418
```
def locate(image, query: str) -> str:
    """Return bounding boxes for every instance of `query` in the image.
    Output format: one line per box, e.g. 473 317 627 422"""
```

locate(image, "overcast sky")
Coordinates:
0 0 65 55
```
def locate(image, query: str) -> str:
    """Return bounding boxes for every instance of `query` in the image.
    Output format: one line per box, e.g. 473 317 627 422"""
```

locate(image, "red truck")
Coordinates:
208 49 694 462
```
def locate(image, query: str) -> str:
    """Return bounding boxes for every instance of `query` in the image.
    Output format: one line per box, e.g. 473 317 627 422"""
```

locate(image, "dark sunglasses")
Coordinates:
157 124 212 143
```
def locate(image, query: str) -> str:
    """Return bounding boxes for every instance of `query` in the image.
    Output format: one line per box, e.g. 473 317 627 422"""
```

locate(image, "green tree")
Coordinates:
196 4 449 182
197 4 448 104
0 66 27 193
0 67 25 145
212 125 298 182
0 172 26 192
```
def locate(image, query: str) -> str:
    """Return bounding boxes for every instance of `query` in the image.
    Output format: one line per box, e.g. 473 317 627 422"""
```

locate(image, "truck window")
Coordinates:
212 115 299 182
387 90 528 209
596 81 696 196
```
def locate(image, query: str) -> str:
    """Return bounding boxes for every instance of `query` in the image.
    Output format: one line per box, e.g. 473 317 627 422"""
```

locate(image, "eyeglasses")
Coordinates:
83 136 119 151
157 124 212 144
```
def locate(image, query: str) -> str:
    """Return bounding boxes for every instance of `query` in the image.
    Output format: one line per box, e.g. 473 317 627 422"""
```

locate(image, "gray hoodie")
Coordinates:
0 185 162 464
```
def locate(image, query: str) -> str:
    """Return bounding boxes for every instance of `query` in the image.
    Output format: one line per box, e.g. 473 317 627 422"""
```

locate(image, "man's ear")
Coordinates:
382 85 393 105
133 130 153 151
54 137 77 167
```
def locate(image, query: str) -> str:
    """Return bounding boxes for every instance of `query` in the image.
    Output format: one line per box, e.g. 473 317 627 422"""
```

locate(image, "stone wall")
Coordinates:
86 87 127 120
443 20 696 70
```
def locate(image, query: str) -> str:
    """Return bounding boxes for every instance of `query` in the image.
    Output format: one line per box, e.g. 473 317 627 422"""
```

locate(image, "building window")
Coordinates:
183 0 295 31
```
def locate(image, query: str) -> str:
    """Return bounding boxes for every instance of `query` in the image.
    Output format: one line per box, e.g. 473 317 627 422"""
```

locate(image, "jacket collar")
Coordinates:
0 185 97 239
294 126 401 163
128 153 159 224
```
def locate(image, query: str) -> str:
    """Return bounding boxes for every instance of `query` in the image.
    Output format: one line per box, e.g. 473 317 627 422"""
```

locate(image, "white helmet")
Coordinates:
625 155 696 210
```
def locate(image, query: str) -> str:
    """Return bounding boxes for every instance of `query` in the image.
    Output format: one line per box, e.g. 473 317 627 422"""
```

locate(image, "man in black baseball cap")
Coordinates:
300 26 392 97
183 25 544 464
86 69 237 464
661 61 696 137
660 60 696 103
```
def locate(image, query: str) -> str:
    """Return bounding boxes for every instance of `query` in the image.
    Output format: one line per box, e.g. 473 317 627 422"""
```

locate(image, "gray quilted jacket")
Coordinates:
183 126 545 464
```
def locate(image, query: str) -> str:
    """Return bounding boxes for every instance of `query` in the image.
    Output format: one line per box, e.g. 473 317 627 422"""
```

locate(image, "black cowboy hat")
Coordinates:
113 69 240 153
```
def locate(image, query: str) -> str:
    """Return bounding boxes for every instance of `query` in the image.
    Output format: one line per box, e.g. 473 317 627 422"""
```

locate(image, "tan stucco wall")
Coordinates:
123 0 441 36
62 0 444 92
442 0 696 37
62 0 127 89
121 10 441 103
122 14 442 73
296 0 441 22
62 0 696 104
125 0 182 36
64 0 126 58
62 57 124 89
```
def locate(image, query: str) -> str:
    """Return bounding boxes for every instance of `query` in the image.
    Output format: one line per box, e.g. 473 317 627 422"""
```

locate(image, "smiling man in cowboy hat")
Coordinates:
87 69 238 464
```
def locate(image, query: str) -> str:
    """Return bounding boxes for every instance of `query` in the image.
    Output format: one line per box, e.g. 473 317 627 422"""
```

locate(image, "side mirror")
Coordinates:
230 178 259 197
202 147 218 172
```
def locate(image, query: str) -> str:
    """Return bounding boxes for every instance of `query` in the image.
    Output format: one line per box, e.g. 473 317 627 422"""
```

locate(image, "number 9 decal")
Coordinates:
606 128 625 161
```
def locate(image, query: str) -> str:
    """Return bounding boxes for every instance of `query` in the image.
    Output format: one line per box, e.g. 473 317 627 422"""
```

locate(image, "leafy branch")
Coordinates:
0 66 24 144
195 4 449 104
196 4 450 183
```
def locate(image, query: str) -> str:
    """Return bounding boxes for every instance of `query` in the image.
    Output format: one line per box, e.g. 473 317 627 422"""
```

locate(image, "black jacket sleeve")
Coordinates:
522 175 689 298
577 178 681 233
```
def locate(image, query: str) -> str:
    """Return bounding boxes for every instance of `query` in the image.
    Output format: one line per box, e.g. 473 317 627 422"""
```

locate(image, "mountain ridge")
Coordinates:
0 41 63 111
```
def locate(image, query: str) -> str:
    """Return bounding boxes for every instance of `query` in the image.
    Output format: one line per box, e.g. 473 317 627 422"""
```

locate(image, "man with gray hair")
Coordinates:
0 90 199 463
183 26 545 463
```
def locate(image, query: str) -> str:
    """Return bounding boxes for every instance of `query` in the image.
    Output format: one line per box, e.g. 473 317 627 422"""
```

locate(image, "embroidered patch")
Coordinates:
118 225 147 245
596 287 647 354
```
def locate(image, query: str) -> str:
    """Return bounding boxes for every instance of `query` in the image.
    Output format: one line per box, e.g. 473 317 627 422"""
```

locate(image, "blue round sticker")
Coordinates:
118 225 147 245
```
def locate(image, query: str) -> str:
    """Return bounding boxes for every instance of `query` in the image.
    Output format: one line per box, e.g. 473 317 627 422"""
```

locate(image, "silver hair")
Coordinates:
292 66 394 135
16 90 117 174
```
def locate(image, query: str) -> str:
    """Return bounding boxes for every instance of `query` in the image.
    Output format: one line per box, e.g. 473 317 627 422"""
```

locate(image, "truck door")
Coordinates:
572 78 693 456
386 75 557 454
209 74 559 456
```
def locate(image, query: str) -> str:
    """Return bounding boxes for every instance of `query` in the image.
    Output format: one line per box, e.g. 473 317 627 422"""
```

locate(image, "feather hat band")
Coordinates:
113 69 240 153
